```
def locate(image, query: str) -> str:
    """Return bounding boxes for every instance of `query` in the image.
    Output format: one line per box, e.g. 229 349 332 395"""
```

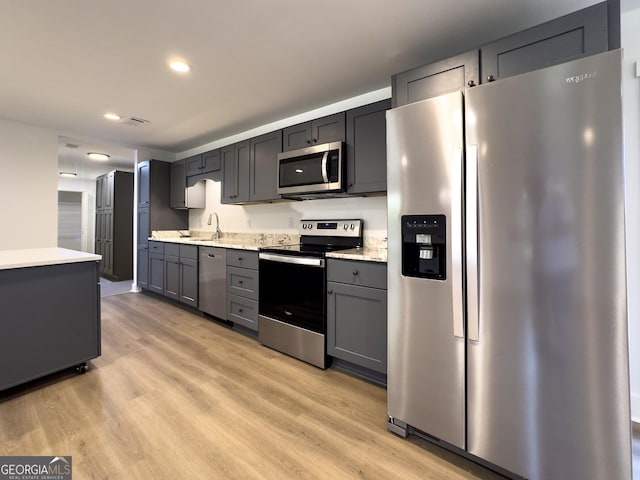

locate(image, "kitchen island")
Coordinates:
0 248 101 391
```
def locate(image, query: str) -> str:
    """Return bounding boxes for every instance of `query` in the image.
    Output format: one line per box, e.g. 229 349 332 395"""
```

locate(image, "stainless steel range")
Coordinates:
258 219 363 368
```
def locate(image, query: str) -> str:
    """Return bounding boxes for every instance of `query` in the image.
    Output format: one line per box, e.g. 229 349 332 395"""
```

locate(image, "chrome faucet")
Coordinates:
210 212 222 240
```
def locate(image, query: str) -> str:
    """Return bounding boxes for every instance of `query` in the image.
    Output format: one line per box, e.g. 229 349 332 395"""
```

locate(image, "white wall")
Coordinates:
622 5 640 422
0 118 58 250
189 180 387 242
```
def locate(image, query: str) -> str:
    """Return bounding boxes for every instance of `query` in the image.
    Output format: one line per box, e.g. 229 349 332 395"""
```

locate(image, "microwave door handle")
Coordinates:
321 151 329 183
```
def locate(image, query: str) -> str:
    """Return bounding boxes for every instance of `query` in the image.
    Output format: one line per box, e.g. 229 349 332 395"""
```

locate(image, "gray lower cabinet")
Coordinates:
148 241 165 294
179 245 198 308
226 250 259 331
163 243 180 300
0 261 101 391
161 243 198 307
326 259 387 374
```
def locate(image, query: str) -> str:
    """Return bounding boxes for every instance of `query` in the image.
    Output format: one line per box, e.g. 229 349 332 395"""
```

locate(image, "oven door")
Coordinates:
258 253 326 334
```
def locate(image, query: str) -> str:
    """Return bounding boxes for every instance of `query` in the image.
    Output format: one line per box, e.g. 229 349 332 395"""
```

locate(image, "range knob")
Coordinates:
350 224 355 230
343 224 349 230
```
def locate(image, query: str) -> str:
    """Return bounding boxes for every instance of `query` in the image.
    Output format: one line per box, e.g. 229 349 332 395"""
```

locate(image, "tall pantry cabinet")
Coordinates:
95 170 134 280
136 160 188 289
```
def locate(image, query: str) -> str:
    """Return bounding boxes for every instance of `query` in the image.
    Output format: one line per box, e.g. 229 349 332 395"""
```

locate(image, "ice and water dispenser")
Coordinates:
401 215 446 280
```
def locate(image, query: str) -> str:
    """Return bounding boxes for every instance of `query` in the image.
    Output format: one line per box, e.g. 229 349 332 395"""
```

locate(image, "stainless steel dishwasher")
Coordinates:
198 246 227 319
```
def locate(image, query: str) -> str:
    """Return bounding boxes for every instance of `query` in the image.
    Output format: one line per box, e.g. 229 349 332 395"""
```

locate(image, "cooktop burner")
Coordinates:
260 219 363 257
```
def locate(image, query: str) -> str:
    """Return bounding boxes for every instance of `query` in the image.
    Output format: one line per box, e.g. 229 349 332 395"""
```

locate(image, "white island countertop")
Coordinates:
0 248 101 271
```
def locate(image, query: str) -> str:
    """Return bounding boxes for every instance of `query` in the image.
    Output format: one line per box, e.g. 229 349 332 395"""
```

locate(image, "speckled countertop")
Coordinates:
150 231 388 263
326 247 387 263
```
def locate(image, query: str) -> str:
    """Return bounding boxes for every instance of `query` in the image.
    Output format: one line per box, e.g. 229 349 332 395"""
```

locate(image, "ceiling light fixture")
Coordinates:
87 152 110 161
59 172 78 178
168 59 192 73
103 112 122 121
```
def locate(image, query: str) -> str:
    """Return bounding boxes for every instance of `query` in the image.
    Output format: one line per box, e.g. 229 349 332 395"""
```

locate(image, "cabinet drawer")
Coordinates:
226 249 258 270
327 259 387 289
149 241 165 255
227 266 259 300
227 294 258 331
164 243 180 257
179 244 198 260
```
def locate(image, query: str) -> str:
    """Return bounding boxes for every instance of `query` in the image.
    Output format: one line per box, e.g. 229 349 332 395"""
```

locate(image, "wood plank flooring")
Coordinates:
0 292 635 479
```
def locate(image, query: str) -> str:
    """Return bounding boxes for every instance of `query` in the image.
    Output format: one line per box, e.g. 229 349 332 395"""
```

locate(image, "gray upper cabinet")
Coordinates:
170 160 187 209
221 140 250 204
170 159 205 209
282 112 345 151
346 99 391 194
480 2 608 82
137 161 150 208
392 50 480 107
186 150 221 176
250 130 283 202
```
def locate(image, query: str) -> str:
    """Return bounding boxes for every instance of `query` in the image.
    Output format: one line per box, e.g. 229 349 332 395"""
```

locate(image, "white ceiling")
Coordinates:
2 0 602 158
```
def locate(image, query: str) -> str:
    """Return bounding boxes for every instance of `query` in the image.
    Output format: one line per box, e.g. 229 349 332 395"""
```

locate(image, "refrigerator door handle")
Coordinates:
451 146 464 338
467 144 480 342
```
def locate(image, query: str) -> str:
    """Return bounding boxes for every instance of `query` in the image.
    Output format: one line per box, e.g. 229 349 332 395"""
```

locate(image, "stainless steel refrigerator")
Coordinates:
386 49 632 479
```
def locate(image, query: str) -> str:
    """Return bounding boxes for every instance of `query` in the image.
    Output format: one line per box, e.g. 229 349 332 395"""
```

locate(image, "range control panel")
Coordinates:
299 219 362 238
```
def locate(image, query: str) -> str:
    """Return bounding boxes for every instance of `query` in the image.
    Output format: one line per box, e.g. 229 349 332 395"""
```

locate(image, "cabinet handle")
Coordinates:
328 290 333 295
487 74 496 82
238 280 244 284
208 254 215 258
238 257 243 261
238 308 243 313
312 138 318 143
306 139 311 144
352 270 359 275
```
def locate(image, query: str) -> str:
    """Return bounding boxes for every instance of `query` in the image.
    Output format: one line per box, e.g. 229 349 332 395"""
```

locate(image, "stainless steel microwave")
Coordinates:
277 141 344 196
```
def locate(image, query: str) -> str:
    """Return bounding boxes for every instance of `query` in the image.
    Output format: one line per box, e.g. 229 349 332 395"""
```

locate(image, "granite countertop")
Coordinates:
0 247 101 271
326 247 387 263
150 231 388 262
149 236 263 251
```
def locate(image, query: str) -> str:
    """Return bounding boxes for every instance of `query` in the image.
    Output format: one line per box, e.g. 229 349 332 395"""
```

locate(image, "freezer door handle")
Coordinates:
467 144 480 341
451 146 464 338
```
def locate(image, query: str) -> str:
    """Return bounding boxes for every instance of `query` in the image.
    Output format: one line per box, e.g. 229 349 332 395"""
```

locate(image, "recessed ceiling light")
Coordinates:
87 152 110 161
169 59 192 73
59 172 78 178
103 112 122 121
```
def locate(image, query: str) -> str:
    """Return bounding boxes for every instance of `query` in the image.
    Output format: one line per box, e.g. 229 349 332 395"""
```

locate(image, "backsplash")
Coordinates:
187 179 388 248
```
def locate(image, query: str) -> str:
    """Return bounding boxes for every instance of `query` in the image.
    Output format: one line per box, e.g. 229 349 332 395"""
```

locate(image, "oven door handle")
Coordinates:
259 252 325 268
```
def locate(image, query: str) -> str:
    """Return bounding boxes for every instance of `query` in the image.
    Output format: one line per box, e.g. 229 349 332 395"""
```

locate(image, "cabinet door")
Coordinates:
346 99 390 194
149 254 164 294
481 2 607 82
201 149 221 174
164 255 180 300
137 246 149 289
312 112 345 145
96 175 104 210
170 160 187 209
392 50 480 107
221 145 237 203
185 154 203 176
137 207 150 248
104 172 114 209
282 122 312 151
137 161 150 207
235 140 251 203
250 130 282 202
327 282 387 373
180 257 198 307
103 209 113 241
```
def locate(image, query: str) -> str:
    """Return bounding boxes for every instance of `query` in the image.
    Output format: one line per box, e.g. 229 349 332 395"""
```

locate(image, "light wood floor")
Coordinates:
0 292 634 479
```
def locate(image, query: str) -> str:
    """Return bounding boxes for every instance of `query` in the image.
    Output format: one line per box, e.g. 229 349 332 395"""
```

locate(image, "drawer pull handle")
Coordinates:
238 257 243 261
328 290 333 295
352 270 359 275
238 280 244 284
238 308 243 313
